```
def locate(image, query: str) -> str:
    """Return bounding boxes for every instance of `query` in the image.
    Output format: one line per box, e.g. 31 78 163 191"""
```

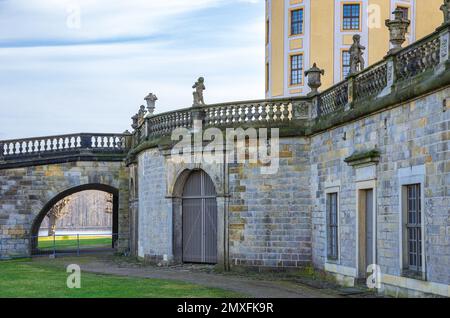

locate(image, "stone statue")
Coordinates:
144 93 158 116
349 34 365 75
192 77 206 106
441 0 450 25
131 114 138 130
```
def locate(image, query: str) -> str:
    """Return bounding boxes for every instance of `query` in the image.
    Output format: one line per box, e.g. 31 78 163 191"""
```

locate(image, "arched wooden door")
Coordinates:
182 170 217 264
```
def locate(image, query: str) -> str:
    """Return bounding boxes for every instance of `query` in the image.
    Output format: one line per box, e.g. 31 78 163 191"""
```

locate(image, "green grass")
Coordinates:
0 259 242 298
38 236 112 250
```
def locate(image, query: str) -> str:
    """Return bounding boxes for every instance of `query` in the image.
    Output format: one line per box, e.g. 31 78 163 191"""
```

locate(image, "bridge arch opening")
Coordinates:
30 183 119 255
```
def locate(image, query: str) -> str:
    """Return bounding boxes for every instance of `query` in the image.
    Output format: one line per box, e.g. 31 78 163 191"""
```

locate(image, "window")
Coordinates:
290 54 303 86
396 6 410 36
397 6 409 19
266 19 270 45
343 3 360 30
291 9 304 35
327 193 339 260
342 50 351 79
265 62 270 92
406 184 422 273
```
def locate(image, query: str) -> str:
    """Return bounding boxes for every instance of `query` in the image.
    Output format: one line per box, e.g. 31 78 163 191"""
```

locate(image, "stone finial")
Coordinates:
144 93 158 116
442 0 450 25
349 34 365 76
192 77 206 107
385 8 411 55
305 63 325 96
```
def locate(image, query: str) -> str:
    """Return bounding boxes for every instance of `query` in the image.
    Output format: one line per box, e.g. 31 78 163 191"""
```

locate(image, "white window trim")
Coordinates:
398 165 426 280
325 185 341 264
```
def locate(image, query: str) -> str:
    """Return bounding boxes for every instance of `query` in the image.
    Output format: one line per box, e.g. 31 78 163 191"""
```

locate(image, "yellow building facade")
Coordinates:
266 0 443 98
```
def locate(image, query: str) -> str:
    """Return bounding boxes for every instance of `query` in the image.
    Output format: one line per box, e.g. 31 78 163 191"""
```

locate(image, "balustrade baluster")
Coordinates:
260 103 268 122
282 103 290 121
275 104 282 121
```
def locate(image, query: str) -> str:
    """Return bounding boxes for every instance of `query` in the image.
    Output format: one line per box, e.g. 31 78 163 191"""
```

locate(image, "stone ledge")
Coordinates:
324 262 357 277
344 149 381 167
381 273 450 297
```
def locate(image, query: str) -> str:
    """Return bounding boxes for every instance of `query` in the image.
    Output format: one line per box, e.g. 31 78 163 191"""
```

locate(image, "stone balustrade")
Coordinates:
0 133 128 166
1 23 447 156
396 32 441 82
130 24 448 148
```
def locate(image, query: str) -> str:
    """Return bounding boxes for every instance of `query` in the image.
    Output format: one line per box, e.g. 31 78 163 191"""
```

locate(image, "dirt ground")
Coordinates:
31 254 381 298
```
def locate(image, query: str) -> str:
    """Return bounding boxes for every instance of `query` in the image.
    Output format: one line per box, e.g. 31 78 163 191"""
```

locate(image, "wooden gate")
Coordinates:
182 170 217 264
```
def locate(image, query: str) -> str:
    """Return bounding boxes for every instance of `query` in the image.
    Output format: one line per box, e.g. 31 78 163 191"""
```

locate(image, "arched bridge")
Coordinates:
0 133 131 258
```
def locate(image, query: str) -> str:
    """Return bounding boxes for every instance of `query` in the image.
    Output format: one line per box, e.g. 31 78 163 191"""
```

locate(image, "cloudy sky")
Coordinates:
0 0 265 139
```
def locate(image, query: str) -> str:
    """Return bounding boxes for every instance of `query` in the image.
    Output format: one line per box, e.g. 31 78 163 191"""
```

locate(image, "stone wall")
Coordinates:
0 161 129 258
228 137 312 268
137 148 172 261
310 86 450 293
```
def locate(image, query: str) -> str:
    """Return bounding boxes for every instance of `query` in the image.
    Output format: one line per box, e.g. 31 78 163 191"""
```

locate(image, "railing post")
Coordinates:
311 96 319 119
52 234 56 258
77 234 80 256
191 106 205 123
80 134 92 149
0 142 4 162
122 131 133 150
437 23 450 74
345 75 356 111
379 57 395 97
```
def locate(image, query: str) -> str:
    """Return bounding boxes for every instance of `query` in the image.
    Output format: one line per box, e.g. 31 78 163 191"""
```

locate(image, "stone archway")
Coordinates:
171 168 228 269
180 170 218 264
29 183 119 254
0 160 129 259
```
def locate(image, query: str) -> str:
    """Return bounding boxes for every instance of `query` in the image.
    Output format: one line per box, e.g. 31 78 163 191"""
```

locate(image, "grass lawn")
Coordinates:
38 236 112 250
0 259 242 298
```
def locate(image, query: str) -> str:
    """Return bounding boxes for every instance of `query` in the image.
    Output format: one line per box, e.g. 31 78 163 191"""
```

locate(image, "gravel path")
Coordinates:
50 255 341 298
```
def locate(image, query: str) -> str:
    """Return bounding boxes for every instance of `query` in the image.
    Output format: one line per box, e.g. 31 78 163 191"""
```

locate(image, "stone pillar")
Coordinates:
437 19 450 74
172 197 183 264
80 134 92 149
379 57 395 97
216 195 230 271
0 142 4 162
117 165 130 254
191 106 205 123
345 75 356 111
311 96 319 119
439 27 450 64
128 163 139 256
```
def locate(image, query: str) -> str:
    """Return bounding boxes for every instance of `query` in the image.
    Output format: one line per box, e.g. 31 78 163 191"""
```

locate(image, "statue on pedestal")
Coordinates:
192 77 206 106
349 34 365 75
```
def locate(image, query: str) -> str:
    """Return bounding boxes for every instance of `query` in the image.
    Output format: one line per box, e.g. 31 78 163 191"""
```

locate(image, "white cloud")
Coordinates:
0 0 264 139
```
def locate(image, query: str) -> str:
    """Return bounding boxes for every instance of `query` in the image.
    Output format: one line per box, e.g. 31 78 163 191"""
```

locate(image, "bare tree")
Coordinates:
46 197 70 236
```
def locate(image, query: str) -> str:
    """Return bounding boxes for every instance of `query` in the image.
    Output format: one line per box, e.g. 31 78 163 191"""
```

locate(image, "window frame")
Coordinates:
399 168 426 281
342 2 362 31
289 7 305 36
341 49 351 80
405 184 422 274
289 53 304 87
327 192 339 261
